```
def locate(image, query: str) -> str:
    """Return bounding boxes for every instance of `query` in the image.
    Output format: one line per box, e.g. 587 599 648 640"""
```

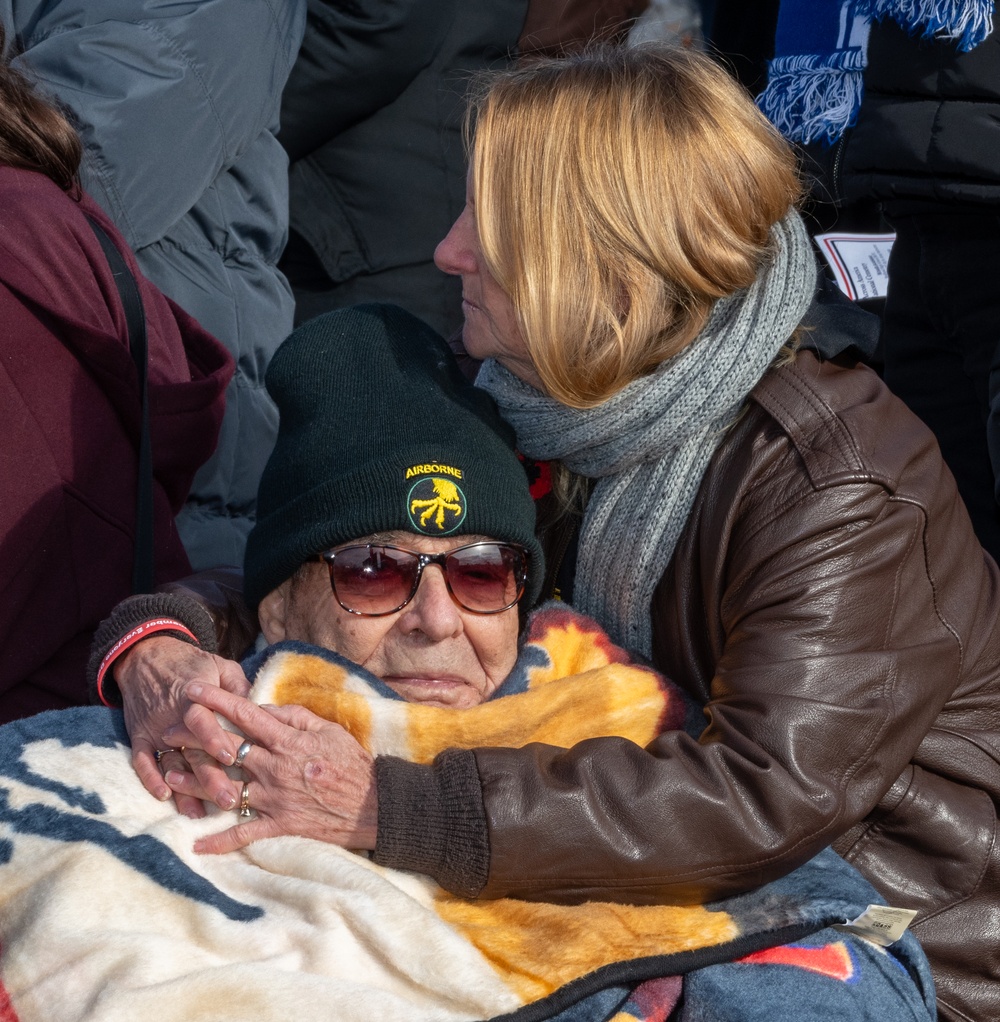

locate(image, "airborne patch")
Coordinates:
408 476 466 534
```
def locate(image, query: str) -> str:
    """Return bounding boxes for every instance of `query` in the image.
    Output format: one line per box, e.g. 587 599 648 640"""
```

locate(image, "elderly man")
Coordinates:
89 303 543 830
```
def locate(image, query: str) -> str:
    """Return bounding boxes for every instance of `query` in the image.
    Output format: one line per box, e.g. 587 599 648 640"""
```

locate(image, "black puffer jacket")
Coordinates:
836 17 1000 205
279 0 647 338
279 0 526 338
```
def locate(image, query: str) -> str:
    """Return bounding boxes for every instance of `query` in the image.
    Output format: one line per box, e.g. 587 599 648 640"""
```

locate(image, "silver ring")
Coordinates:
234 739 254 768
154 749 172 764
239 781 252 818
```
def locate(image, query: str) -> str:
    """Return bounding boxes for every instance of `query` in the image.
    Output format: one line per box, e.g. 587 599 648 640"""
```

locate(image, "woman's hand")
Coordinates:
163 683 378 856
115 636 250 817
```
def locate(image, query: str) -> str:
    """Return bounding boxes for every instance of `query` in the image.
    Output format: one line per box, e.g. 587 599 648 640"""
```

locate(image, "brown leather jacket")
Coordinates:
376 350 1000 1022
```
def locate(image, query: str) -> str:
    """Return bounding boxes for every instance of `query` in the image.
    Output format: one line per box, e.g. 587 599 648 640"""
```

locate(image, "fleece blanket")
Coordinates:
0 605 934 1022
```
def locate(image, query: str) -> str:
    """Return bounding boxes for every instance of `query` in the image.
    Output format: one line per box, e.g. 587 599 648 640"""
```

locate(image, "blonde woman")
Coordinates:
106 45 996 1022
431 46 1000 1022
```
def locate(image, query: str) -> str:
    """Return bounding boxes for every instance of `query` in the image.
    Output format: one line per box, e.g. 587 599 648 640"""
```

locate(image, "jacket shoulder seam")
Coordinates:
752 364 890 489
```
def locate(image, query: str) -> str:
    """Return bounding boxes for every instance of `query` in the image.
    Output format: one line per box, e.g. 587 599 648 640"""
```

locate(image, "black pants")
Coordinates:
882 207 1000 562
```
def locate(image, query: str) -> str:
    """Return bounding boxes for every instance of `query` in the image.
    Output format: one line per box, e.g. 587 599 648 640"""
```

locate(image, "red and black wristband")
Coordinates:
87 593 219 707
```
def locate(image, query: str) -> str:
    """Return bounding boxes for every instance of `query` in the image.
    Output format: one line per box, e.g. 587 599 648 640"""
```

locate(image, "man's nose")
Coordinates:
402 564 464 640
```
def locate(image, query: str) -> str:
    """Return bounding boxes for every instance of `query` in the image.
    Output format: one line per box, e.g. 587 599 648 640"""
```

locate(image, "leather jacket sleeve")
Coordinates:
471 492 956 902
377 358 991 905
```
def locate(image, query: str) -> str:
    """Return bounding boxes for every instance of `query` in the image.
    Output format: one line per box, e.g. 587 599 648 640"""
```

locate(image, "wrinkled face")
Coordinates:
258 531 521 709
434 174 544 390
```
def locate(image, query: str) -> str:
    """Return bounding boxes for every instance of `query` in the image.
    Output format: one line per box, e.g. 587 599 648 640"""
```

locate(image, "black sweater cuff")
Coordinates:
87 593 219 706
372 748 490 898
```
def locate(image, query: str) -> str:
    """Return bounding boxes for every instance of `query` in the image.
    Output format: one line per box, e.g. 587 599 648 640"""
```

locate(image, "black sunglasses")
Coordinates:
319 541 528 617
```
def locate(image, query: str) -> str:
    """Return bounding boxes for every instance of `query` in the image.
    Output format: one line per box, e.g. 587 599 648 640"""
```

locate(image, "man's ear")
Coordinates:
258 580 292 644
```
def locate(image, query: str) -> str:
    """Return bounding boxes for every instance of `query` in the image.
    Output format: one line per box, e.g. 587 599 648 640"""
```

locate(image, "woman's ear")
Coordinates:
257 580 291 644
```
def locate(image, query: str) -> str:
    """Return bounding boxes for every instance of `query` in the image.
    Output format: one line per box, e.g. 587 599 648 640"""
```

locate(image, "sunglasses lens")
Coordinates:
446 545 525 613
330 547 416 615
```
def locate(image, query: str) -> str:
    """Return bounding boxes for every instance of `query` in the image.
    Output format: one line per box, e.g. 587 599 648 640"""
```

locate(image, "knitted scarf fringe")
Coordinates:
759 0 995 145
758 51 867 144
861 0 994 50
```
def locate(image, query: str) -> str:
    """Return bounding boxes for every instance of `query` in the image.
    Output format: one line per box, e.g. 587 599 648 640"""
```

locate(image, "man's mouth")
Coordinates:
382 674 478 708
383 674 467 689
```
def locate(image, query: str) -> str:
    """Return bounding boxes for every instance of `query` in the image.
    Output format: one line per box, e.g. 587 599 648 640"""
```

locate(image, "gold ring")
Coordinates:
239 781 252 818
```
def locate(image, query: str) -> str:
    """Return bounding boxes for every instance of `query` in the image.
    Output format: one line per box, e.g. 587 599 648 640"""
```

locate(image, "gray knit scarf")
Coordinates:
476 211 817 656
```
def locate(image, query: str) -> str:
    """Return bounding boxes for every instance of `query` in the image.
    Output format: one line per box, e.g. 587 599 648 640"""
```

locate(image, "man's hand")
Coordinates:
163 683 378 855
116 636 250 816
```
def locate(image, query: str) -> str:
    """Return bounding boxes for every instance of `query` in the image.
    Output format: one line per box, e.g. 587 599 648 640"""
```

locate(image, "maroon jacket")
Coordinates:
0 167 232 722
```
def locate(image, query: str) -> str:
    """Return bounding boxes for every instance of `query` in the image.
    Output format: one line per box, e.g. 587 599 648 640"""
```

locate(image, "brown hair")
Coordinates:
0 27 82 191
468 45 803 408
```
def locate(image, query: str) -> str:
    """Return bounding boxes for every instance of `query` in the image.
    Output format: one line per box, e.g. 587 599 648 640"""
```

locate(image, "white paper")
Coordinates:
814 232 896 301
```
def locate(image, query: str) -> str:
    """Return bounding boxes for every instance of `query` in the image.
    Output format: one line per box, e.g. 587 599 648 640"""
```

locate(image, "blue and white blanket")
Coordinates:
0 607 935 1021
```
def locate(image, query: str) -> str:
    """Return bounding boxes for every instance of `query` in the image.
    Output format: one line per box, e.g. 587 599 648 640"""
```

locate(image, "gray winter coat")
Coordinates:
2 0 306 567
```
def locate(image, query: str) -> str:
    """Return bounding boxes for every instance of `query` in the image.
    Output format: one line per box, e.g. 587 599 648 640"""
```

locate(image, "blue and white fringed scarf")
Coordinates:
758 0 995 144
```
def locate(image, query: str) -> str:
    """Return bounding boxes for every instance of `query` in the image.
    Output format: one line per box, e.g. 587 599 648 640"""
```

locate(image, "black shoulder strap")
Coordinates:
84 214 155 595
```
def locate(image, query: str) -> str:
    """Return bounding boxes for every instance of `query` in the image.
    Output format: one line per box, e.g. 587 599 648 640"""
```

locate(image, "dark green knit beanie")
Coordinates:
244 304 544 609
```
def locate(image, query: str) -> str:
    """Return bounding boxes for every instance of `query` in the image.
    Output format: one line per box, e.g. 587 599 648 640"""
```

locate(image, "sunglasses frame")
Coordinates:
319 541 529 617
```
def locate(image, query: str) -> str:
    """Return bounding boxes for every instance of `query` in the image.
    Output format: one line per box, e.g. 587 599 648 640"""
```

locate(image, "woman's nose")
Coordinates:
434 207 477 276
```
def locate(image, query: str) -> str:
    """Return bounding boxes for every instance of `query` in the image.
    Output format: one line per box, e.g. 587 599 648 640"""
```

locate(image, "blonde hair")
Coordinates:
469 45 803 408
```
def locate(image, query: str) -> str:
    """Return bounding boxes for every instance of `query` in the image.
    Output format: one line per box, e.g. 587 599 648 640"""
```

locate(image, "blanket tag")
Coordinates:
834 905 917 947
